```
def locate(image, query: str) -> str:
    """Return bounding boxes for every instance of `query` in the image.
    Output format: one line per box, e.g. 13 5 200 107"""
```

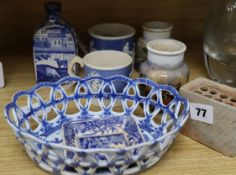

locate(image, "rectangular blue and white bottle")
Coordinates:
33 1 78 83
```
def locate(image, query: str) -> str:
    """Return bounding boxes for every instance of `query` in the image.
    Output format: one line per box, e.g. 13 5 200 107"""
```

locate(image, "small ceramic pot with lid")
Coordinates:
140 39 189 90
135 21 173 71
142 21 173 42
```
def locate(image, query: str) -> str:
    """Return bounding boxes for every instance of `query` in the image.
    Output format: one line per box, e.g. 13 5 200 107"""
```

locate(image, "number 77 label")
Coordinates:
189 103 214 124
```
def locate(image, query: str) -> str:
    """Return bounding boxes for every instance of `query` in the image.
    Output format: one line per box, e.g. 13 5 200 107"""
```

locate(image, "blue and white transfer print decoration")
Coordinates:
63 115 144 152
85 65 132 93
76 133 127 149
89 37 135 58
4 76 189 175
88 23 135 58
33 2 78 83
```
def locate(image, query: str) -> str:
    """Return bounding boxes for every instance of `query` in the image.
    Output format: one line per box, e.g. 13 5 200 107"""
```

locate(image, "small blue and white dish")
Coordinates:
63 115 144 152
4 76 189 175
76 133 127 149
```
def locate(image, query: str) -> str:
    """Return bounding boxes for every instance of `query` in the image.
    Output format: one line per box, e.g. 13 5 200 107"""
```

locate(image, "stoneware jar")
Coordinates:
135 21 173 71
140 39 189 90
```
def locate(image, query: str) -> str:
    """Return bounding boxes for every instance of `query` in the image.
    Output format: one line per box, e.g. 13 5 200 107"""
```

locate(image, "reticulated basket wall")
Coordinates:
4 76 189 175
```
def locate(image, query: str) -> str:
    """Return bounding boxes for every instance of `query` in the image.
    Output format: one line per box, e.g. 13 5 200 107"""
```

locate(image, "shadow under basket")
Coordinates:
4 76 189 175
180 77 236 157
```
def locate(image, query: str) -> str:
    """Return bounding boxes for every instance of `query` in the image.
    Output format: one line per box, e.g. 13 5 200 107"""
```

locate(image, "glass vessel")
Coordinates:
33 2 78 83
204 0 236 87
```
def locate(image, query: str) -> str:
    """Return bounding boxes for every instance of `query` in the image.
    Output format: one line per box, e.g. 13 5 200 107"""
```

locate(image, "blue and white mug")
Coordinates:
88 23 135 59
68 50 132 93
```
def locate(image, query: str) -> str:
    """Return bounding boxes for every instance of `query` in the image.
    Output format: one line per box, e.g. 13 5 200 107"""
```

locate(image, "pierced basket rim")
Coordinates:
4 75 190 153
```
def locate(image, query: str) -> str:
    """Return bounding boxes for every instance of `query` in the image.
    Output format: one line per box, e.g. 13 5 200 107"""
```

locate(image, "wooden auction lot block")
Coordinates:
180 78 236 157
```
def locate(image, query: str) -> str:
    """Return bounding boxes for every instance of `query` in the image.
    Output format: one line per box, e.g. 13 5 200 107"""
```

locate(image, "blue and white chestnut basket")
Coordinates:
4 76 189 175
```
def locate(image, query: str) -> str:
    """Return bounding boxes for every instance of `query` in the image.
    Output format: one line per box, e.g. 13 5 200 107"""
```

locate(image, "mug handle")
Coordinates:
68 56 84 76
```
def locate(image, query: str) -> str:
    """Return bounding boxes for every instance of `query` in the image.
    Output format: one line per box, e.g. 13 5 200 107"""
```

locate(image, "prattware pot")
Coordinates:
139 39 188 99
139 39 189 105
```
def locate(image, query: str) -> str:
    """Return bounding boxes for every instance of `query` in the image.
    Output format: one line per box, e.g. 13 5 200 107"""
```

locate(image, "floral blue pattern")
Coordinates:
4 76 189 175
